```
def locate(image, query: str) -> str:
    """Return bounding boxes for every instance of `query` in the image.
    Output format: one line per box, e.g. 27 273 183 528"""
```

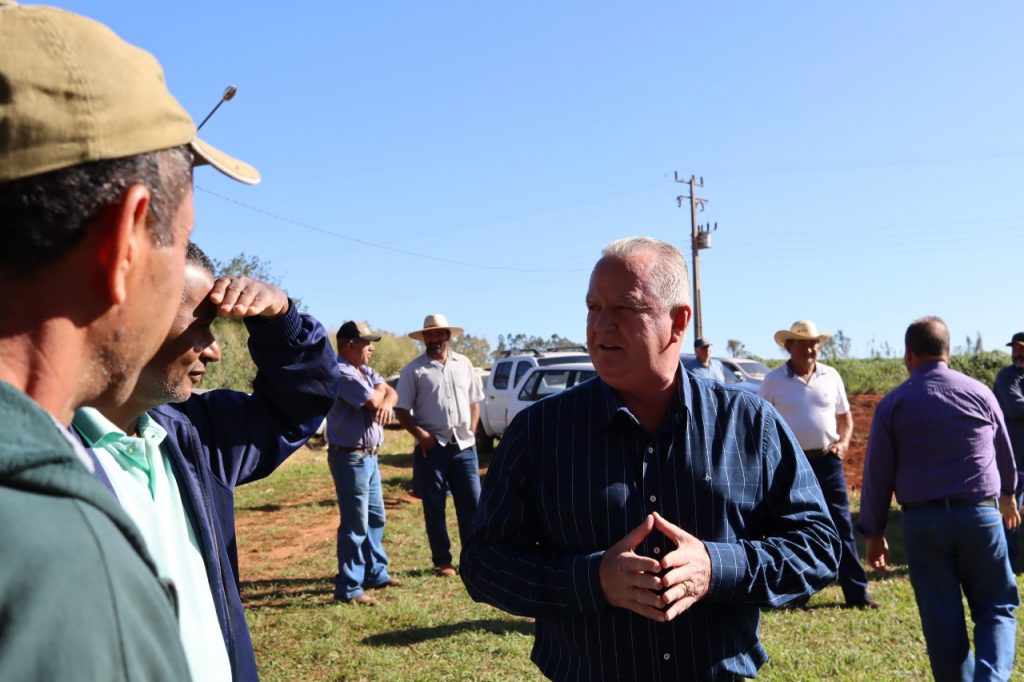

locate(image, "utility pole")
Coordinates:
674 173 715 339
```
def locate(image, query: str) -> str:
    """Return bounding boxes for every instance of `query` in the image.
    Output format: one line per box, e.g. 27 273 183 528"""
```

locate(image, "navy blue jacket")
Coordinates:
149 305 338 681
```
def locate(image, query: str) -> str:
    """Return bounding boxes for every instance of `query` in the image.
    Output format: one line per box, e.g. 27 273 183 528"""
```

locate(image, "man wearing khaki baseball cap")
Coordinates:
0 2 258 679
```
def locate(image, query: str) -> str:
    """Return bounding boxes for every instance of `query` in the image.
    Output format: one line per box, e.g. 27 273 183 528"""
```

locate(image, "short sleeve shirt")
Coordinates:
684 357 726 382
758 361 850 451
325 357 385 450
396 351 483 450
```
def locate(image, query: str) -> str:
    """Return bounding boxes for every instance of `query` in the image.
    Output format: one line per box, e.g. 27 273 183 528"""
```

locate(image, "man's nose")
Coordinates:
591 309 616 331
201 339 222 363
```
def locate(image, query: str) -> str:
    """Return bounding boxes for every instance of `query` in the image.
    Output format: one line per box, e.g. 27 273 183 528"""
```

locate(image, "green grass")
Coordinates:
239 433 1024 681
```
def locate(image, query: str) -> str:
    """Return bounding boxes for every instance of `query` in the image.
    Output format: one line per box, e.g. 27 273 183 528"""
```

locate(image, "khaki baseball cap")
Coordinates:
0 1 259 185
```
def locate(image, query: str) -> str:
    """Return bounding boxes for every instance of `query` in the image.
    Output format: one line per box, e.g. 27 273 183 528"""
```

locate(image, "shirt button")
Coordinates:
653 547 661 555
649 495 657 503
647 446 654 454
663 653 671 661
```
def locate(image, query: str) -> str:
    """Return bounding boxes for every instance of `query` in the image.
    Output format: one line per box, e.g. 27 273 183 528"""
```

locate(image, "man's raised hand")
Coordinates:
209 276 290 319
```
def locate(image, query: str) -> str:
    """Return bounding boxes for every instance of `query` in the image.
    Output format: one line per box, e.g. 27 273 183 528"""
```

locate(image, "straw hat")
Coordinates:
408 314 464 341
773 320 831 349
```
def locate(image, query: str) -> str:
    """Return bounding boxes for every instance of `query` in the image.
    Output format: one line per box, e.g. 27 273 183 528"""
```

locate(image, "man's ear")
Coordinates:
95 184 151 305
669 304 692 342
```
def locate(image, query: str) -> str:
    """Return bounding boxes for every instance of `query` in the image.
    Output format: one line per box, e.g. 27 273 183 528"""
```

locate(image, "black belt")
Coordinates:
803 448 829 458
902 496 997 511
328 445 379 456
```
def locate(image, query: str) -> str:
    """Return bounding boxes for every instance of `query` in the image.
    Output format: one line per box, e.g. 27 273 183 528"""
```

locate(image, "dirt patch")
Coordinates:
844 394 882 491
238 400 884 580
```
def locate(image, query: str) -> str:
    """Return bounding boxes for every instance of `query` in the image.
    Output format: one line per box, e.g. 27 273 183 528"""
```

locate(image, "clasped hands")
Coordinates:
598 512 711 622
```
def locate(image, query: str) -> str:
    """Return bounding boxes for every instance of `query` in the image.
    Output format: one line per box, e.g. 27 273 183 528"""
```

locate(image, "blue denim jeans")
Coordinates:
902 503 1019 681
808 454 870 602
412 441 480 567
328 451 391 600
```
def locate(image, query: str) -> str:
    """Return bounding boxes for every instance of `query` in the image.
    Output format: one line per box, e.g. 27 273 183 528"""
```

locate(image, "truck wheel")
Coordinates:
475 424 494 453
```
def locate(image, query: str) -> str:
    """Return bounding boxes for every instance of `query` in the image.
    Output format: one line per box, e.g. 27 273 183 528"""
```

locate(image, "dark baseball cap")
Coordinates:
693 338 711 349
337 321 381 342
1007 332 1024 347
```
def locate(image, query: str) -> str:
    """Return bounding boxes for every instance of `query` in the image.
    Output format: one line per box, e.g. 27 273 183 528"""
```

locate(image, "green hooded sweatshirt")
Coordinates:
0 380 190 680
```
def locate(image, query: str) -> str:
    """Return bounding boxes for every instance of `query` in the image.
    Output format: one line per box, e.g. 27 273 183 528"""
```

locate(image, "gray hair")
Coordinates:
600 236 690 310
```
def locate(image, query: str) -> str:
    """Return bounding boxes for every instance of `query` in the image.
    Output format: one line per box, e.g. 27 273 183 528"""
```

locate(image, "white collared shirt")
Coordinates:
758 361 850 451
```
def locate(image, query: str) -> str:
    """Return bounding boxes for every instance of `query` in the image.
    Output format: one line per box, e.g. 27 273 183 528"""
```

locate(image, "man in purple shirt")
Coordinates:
325 321 401 605
860 316 1020 681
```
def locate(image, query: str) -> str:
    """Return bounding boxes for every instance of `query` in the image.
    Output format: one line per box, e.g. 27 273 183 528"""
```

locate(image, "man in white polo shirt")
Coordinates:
759 320 877 609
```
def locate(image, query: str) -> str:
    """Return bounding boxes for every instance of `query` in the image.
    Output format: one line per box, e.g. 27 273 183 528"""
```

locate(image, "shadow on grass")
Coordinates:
241 576 333 608
239 498 337 513
361 617 533 646
382 475 415 496
379 452 414 468
379 448 498 474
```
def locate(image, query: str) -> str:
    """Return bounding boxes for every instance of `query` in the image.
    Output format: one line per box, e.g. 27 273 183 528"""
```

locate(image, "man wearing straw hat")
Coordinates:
759 320 877 609
395 314 485 577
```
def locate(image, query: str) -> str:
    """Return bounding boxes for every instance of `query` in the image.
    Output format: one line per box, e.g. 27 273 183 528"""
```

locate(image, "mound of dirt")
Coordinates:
844 394 882 491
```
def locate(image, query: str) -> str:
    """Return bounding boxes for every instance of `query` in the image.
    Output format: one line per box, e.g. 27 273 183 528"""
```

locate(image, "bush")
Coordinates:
949 350 1009 388
203 317 257 392
366 331 420 378
829 358 906 395
781 352 1012 396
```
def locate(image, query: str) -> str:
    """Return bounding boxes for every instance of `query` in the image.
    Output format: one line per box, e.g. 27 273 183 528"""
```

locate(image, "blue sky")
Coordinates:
60 1 1024 359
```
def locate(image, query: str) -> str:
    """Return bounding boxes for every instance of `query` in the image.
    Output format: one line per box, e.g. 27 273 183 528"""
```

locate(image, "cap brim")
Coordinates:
190 137 260 185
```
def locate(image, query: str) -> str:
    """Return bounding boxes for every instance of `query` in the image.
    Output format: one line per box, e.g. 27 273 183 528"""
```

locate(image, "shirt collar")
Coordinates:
596 361 691 433
74 407 165 445
73 407 167 497
911 359 947 377
784 360 824 378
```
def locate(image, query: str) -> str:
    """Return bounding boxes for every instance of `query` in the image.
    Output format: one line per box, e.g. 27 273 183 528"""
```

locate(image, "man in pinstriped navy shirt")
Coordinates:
461 237 841 681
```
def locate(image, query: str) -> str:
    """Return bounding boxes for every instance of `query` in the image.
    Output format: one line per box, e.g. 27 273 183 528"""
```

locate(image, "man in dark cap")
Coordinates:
683 337 726 381
994 331 1024 573
326 321 402 605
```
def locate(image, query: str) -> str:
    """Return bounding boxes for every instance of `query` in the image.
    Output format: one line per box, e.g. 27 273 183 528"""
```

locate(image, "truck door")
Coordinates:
483 359 514 436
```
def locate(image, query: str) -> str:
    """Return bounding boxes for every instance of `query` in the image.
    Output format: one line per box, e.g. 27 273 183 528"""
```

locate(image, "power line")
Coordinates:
195 185 589 274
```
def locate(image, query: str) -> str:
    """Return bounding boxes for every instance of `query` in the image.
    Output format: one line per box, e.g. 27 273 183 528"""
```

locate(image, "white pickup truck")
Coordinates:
476 347 589 451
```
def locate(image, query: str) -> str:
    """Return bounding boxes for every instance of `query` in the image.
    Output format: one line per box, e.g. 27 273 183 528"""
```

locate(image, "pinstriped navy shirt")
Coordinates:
461 365 840 681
